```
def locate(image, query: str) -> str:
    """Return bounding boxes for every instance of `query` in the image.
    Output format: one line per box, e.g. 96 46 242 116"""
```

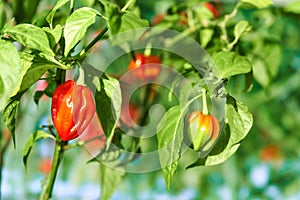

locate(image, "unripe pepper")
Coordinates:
187 111 220 151
128 53 161 81
51 80 96 141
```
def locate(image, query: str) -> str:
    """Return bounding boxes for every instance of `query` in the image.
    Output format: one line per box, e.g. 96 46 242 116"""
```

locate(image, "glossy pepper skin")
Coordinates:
187 111 220 151
51 80 96 141
128 53 162 81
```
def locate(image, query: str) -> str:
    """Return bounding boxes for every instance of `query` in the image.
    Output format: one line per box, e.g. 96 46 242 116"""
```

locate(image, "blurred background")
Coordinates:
1 0 300 199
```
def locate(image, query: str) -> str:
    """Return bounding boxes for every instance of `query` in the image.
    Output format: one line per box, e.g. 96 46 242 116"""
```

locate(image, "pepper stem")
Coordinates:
202 89 208 115
83 25 108 54
39 140 67 200
39 69 67 199
144 42 152 57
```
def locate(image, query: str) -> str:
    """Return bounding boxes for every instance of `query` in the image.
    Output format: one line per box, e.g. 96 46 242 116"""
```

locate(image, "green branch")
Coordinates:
39 140 67 200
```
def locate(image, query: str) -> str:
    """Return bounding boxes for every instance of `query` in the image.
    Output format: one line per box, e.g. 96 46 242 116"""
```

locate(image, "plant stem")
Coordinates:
202 89 208 115
84 26 108 54
139 84 155 127
219 2 240 51
144 42 152 57
69 0 75 13
39 140 67 200
121 0 135 12
39 68 67 199
182 94 202 114
55 69 66 85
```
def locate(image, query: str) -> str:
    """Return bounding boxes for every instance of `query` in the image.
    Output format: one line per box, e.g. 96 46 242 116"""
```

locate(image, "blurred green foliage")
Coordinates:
1 0 300 199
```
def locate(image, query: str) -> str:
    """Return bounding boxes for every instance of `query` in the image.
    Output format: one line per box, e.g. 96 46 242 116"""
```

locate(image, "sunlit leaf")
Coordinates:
234 20 251 41
17 52 68 94
43 24 63 46
46 0 69 28
200 29 214 48
95 74 121 149
64 7 99 56
23 130 56 169
240 0 273 9
157 106 184 190
0 40 22 111
4 24 54 56
212 52 252 79
252 59 270 88
106 7 148 45
100 164 125 200
250 42 281 88
2 99 19 147
19 62 57 93
284 1 300 14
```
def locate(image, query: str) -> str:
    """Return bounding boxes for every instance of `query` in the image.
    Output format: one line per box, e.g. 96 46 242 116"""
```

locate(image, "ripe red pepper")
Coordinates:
187 111 220 151
151 14 166 26
128 53 162 81
260 145 282 162
204 2 221 19
51 80 96 141
80 113 106 154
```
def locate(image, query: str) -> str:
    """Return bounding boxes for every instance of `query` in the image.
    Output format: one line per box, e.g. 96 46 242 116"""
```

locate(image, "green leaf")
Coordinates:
240 0 273 8
250 42 281 88
39 52 70 69
107 9 149 45
88 148 123 164
264 43 281 79
0 40 22 111
157 106 184 190
244 71 253 92
12 0 40 23
200 29 214 48
64 7 99 56
188 96 253 167
98 0 148 45
100 163 125 200
212 52 252 79
19 63 57 93
95 74 122 149
3 18 14 31
44 81 57 97
46 0 69 28
2 99 20 147
17 51 66 94
234 21 251 41
4 24 54 56
108 9 149 35
23 130 55 169
284 1 300 14
43 24 63 46
252 58 270 88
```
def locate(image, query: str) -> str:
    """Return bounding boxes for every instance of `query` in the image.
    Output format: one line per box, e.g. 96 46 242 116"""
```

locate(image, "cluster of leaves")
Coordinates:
2 0 296 199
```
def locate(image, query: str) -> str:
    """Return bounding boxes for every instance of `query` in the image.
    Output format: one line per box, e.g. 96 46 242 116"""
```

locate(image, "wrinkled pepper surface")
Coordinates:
51 80 96 141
